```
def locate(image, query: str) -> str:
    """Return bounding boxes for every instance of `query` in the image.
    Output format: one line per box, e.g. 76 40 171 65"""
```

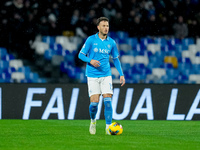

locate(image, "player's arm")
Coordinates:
78 53 100 67
111 40 125 86
113 57 125 86
78 38 100 67
78 52 92 63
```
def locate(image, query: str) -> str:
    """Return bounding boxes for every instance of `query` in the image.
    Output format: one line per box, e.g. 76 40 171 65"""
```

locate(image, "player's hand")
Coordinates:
90 59 101 67
120 76 125 87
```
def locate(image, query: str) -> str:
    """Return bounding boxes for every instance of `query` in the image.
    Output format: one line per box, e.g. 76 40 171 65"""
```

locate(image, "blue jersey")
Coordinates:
79 33 119 78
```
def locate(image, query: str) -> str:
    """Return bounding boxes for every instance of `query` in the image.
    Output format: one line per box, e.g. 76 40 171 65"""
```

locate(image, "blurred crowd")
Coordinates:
0 0 200 59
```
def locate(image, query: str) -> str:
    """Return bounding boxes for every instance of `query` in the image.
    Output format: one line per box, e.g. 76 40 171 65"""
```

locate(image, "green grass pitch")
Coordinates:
0 120 200 150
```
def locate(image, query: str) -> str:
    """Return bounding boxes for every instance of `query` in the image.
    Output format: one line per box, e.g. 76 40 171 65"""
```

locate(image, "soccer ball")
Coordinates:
108 122 123 135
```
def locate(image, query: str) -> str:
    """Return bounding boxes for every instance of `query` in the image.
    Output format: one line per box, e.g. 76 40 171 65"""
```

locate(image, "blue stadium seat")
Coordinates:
108 31 117 39
195 51 200 56
60 62 69 73
160 63 173 69
121 63 131 72
4 67 16 74
34 78 47 83
174 74 189 83
109 61 115 67
180 67 194 77
182 38 194 50
131 74 146 82
20 79 33 83
178 63 190 74
20 77 46 83
123 68 132 79
178 57 191 65
42 36 56 44
0 60 9 70
65 49 77 56
191 64 200 74
160 75 172 84
140 37 154 50
154 37 167 46
44 49 56 60
167 38 181 50
144 79 154 84
71 50 77 56
0 47 7 58
0 78 13 83
166 68 179 79
145 68 152 75
116 31 129 41
0 72 11 80
2 54 15 61
139 50 153 57
175 44 183 52
64 54 75 64
155 51 166 60
161 45 169 53
135 44 144 52
25 72 39 82
75 72 87 83
49 43 63 52
67 66 81 79
126 49 139 56
147 55 162 69
132 63 146 74
125 38 138 49
18 66 31 72
120 50 125 56
168 50 181 59
56 48 64 56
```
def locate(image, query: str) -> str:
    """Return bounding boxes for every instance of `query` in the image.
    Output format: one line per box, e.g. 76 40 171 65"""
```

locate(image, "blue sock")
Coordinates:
89 102 98 120
104 97 112 124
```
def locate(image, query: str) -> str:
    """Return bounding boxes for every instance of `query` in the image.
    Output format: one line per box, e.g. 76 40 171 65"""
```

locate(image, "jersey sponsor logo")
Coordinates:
99 48 110 54
93 48 110 54
94 43 98 45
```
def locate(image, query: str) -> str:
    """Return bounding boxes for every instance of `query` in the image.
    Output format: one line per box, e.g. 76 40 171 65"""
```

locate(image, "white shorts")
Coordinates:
87 76 113 97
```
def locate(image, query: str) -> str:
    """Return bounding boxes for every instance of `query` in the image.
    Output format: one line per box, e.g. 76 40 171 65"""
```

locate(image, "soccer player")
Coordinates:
78 17 125 135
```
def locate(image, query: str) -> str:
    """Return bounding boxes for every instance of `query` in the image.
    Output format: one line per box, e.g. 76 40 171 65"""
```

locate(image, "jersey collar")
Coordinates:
95 32 109 40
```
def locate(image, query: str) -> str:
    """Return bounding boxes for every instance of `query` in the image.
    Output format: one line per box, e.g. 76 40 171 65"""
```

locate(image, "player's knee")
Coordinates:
90 94 100 103
103 94 112 98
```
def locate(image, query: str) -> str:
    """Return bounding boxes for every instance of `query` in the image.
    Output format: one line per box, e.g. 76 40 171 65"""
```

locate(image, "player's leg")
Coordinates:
87 77 101 134
101 76 113 135
89 94 100 121
89 94 100 135
103 94 112 135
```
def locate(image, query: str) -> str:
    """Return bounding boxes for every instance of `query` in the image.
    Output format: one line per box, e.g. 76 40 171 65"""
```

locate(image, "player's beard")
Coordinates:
103 33 107 36
102 30 108 36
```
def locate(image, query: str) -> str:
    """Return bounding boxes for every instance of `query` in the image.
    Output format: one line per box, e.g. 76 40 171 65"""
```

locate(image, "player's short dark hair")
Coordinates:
96 17 109 26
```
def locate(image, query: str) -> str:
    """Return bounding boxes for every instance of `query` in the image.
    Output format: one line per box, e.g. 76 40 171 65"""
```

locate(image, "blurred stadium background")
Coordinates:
1 0 200 84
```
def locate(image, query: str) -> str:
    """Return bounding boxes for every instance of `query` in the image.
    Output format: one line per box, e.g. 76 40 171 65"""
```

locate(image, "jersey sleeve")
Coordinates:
111 40 119 59
111 40 123 76
113 57 124 76
80 37 91 55
78 37 92 63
